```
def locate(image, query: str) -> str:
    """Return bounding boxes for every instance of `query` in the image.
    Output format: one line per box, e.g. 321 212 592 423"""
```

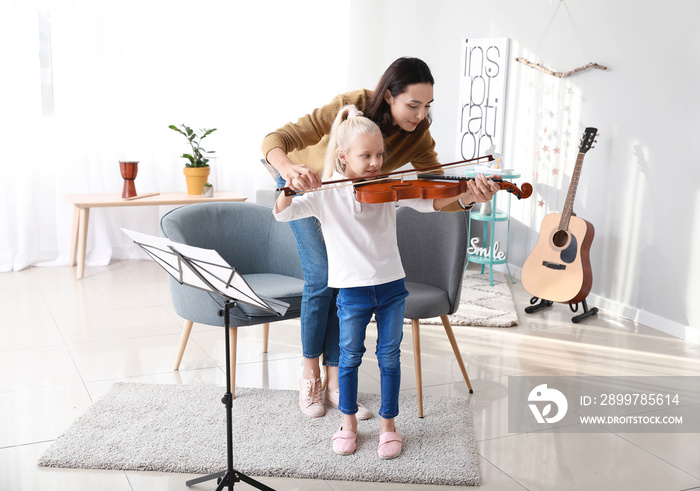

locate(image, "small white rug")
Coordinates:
38 382 480 486
411 269 518 328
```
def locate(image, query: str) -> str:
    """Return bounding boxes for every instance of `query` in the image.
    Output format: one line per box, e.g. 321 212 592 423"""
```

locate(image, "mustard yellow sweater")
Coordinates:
261 89 462 211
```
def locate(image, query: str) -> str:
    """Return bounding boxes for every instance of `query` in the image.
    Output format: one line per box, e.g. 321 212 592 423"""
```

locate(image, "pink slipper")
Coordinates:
332 428 357 456
377 430 402 459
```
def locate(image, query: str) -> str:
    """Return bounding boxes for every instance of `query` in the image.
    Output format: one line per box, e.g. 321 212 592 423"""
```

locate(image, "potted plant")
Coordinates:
169 123 217 195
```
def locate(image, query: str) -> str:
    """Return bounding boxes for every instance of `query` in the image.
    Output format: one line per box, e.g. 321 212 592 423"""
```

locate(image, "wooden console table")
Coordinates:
67 191 247 278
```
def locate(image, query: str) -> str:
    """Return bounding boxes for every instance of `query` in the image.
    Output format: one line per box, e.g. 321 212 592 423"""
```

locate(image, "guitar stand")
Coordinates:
525 296 598 324
524 298 553 313
569 298 599 324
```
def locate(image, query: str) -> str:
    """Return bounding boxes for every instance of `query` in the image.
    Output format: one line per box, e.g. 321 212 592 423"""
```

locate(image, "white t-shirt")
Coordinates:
274 173 436 288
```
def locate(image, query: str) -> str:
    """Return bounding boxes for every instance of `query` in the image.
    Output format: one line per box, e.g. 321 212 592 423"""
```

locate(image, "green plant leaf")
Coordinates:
169 125 187 136
200 128 217 139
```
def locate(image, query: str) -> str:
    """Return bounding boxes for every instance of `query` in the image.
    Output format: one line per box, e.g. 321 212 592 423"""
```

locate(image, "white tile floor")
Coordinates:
1 260 699 491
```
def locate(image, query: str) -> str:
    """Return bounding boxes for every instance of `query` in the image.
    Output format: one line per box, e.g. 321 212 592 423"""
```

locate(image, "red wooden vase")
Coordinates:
119 161 139 198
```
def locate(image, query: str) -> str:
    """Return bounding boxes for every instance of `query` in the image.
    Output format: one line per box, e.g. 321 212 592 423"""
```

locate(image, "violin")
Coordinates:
277 155 533 202
353 175 533 204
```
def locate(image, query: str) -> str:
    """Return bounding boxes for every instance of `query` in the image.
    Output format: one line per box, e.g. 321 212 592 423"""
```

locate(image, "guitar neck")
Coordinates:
558 152 585 231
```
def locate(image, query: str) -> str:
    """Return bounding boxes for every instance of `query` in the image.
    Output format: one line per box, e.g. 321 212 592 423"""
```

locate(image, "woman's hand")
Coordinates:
266 148 322 191
285 165 322 192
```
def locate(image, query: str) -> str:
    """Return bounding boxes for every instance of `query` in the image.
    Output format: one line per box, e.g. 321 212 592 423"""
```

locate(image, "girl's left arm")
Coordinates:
273 188 319 223
432 173 501 210
275 190 293 214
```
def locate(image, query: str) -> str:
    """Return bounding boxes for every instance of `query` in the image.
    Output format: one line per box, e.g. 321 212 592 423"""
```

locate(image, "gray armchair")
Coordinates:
397 207 474 417
160 201 304 398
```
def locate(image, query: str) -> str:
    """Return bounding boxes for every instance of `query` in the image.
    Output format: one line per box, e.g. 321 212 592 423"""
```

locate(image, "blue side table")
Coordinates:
464 170 520 286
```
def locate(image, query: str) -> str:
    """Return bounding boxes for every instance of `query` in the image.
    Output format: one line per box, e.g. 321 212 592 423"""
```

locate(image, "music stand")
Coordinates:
123 228 283 491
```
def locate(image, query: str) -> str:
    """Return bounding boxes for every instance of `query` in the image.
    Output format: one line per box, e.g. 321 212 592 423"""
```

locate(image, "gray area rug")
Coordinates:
39 382 480 486
411 269 518 328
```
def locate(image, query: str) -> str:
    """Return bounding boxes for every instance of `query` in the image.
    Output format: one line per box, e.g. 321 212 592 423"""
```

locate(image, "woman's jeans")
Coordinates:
336 279 408 419
277 174 339 367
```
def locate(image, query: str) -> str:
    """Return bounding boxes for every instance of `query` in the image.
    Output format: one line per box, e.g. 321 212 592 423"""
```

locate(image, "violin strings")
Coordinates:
285 157 490 196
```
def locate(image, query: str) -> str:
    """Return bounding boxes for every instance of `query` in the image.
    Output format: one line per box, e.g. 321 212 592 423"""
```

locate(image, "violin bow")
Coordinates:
277 154 494 196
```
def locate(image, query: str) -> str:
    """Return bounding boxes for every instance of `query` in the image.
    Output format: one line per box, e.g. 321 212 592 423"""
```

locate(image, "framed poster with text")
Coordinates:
457 37 510 160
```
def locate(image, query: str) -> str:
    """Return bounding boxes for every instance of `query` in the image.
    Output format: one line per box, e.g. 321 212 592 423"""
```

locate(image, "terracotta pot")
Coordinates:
183 166 211 195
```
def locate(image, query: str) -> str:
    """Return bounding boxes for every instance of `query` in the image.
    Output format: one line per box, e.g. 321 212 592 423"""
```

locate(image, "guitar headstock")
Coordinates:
579 127 598 154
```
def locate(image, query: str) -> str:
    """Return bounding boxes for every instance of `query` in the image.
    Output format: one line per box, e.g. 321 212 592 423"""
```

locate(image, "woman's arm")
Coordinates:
262 90 370 191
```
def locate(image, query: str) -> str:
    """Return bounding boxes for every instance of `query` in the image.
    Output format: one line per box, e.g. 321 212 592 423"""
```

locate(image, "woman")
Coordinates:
262 57 498 418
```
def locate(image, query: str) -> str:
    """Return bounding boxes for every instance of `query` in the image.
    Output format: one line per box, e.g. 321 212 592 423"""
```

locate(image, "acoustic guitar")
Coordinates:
521 127 598 304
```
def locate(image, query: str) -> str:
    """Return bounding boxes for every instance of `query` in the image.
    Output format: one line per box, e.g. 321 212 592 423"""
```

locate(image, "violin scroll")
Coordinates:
498 180 533 199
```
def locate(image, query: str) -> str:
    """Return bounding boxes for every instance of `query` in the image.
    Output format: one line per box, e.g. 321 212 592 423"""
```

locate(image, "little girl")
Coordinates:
274 105 496 459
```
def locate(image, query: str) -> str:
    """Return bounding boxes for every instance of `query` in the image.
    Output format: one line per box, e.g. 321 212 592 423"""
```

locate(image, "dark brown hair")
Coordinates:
364 57 435 135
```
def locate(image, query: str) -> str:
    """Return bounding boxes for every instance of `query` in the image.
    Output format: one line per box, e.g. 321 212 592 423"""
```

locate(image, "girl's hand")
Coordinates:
432 173 501 210
463 173 500 203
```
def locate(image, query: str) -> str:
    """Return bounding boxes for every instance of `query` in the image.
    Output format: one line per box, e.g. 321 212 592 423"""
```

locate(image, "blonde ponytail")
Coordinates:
323 105 381 179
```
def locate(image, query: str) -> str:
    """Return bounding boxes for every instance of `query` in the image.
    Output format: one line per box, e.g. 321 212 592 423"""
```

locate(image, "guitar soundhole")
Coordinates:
552 230 569 248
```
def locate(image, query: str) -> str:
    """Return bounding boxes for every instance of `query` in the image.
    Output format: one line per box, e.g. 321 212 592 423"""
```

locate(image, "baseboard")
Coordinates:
503 262 698 343
588 294 699 344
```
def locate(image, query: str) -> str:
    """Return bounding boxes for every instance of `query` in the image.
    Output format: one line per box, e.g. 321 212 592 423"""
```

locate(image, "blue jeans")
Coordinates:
336 279 408 419
277 174 340 367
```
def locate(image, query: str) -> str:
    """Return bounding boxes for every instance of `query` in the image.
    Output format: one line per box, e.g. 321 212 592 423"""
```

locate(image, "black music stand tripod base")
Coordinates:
525 296 598 324
187 469 271 490
185 301 275 491
187 469 269 490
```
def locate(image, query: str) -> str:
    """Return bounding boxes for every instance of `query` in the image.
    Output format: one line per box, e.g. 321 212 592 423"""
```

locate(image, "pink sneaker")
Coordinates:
377 430 402 459
332 427 357 455
324 389 372 420
299 374 325 418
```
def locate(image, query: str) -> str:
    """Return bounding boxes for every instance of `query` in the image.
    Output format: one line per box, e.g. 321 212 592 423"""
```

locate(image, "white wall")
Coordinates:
359 0 700 340
1 0 353 267
2 0 698 341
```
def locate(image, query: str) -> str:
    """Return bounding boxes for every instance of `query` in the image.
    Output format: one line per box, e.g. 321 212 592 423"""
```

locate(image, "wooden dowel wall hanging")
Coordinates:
515 57 608 78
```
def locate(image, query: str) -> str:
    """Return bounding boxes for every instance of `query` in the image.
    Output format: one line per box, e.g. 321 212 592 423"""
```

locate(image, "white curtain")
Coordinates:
0 0 352 272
